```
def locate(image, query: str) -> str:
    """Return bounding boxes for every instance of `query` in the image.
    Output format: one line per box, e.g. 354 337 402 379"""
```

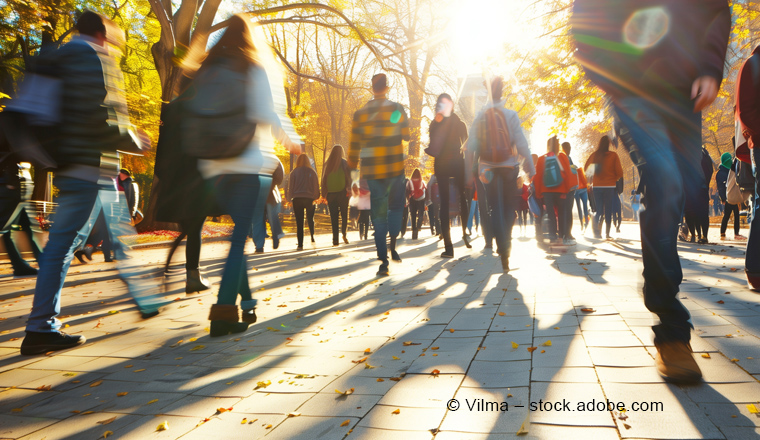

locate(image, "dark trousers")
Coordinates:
327 191 349 245
358 210 370 240
476 178 493 246
484 167 518 258
409 198 425 239
747 146 760 274
436 160 469 251
543 192 566 241
722 203 740 235
613 96 702 344
0 193 41 272
429 202 440 236
565 189 576 238
593 187 616 237
293 197 315 247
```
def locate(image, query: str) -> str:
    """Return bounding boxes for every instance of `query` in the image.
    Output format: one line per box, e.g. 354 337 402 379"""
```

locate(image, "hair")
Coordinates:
205 15 256 66
547 136 560 154
323 145 345 178
411 168 422 180
76 10 106 38
593 135 611 172
490 76 504 103
295 153 312 169
372 73 388 94
119 168 131 177
437 93 453 105
561 141 571 155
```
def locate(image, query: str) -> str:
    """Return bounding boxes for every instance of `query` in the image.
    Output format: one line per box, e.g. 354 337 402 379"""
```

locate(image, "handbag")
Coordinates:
726 169 749 205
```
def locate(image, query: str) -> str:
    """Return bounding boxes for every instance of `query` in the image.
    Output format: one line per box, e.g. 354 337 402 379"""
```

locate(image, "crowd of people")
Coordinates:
0 1 757 387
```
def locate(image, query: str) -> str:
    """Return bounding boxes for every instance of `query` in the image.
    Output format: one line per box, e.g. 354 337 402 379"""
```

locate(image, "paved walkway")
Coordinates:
1 222 760 439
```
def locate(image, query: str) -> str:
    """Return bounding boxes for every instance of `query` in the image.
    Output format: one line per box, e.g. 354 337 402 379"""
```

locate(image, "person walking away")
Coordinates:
407 168 426 239
251 160 285 252
534 136 574 245
348 73 410 276
426 174 440 237
630 190 641 222
613 177 624 233
467 76 535 271
322 145 352 246
351 179 371 240
400 177 410 239
427 93 471 257
716 152 742 241
698 146 714 243
289 154 319 250
561 142 579 241
584 136 623 239
572 0 730 382
575 165 590 229
189 15 301 336
21 11 163 355
0 157 40 276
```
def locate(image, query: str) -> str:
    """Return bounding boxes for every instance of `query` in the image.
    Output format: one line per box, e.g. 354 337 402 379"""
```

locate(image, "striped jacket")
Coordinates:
348 98 410 180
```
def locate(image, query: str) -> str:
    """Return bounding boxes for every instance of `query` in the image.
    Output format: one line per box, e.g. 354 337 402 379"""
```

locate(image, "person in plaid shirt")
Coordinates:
348 73 410 276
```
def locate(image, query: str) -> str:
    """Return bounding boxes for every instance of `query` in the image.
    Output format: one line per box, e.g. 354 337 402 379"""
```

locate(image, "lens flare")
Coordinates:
623 7 670 49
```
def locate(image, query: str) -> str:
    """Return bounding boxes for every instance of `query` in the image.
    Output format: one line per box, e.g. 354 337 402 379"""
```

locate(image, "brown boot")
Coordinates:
208 304 249 337
655 340 702 383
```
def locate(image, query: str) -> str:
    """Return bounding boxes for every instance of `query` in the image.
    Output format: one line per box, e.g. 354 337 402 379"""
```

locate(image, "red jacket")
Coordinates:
737 46 760 153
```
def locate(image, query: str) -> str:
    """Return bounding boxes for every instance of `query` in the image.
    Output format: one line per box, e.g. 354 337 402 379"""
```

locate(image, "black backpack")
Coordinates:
182 58 256 159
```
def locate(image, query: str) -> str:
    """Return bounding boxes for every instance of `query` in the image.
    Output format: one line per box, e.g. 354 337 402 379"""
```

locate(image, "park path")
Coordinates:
1 223 760 439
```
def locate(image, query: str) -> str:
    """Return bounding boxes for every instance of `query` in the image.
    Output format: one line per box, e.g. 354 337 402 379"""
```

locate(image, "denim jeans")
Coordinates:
476 178 493 246
483 167 518 258
212 174 271 309
612 96 702 344
27 177 163 333
252 201 283 250
575 188 589 227
593 187 616 237
367 175 405 264
746 147 760 275
327 191 349 244
467 200 479 232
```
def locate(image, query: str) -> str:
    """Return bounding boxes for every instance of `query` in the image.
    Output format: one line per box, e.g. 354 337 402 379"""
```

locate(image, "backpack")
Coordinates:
182 58 256 159
479 108 514 162
543 154 563 188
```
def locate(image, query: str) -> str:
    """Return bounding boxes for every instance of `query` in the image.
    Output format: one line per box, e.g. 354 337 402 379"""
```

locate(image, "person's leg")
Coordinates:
340 191 349 242
368 178 391 268
327 192 340 245
543 193 559 241
438 174 453 253
17 206 42 259
575 191 584 227
26 177 99 335
268 202 283 239
484 176 506 255
747 146 760 283
592 189 604 238
307 203 316 242
387 176 405 260
401 205 408 238
454 169 471 247
251 207 267 250
565 190 575 239
410 199 419 239
293 198 305 247
2 230 36 274
499 168 519 268
733 204 741 236
182 215 210 293
601 188 615 237
721 203 732 236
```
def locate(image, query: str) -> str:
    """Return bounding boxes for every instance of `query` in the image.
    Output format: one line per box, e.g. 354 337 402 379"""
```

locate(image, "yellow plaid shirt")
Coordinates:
348 98 410 180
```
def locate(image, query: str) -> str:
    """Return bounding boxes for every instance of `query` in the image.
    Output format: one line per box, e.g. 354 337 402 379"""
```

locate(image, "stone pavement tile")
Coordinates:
87 391 187 415
0 387 55 413
682 382 760 403
623 317 658 327
690 336 719 353
531 367 599 383
21 355 102 371
441 387 528 433
159 395 241 418
428 336 484 353
358 405 446 431
717 427 760 439
529 382 615 427
0 414 59 439
396 324 447 340
704 336 760 374
377 373 463 408
691 314 735 327
447 308 498 331
531 335 594 368
0 368 58 388
180 412 287 440
296 392 382 417
106 414 201 439
352 346 424 378
18 371 106 394
533 325 581 337
588 347 653 367
628 325 654 346
263 416 360 440
436 329 488 339
99 364 181 383
435 425 620 440
257 372 338 394
17 413 142 440
482 330 533 346
694 355 756 383
579 316 630 331
582 330 643 348
232 392 315 414
596 366 665 384
420 308 461 325
406 350 473 374
474 343 531 363
699 403 760 428
602 383 724 439
321 375 396 396
490 315 535 332
347 426 434 440
534 302 575 315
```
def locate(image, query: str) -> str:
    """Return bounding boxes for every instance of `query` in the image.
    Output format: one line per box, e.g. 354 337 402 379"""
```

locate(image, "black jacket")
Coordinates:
716 165 730 202
429 113 468 168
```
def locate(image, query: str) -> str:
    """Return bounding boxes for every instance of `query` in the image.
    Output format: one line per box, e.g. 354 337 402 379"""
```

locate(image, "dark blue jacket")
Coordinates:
716 164 730 202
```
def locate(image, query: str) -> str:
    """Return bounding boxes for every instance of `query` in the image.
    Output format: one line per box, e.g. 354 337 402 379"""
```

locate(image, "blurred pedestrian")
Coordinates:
322 145 351 246
584 136 623 239
407 168 426 240
289 154 319 250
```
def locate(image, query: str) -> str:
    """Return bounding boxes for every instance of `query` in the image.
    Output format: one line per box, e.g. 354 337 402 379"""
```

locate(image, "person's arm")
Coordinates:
272 161 284 187
692 1 731 112
342 159 352 193
348 110 362 169
738 54 760 138
311 170 320 201
534 156 544 200
613 153 624 181
508 111 535 177
398 104 411 143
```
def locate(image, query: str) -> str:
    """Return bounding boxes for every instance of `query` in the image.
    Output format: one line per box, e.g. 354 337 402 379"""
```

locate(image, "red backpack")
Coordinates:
480 108 514 162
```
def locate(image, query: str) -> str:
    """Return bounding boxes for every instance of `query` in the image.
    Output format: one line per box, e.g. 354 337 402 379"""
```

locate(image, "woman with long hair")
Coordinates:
321 145 352 246
189 15 300 337
289 153 319 250
584 135 623 239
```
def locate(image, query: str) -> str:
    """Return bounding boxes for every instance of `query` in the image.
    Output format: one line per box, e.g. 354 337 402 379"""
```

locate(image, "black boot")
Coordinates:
21 331 86 356
209 304 249 337
390 236 401 262
186 269 211 294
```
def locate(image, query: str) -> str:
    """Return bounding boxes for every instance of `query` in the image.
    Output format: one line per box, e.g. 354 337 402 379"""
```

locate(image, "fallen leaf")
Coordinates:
11 408 22 413
716 300 725 304
391 409 401 415
498 312 506 316
352 356 368 364
449 329 455 333
335 388 355 396
554 327 560 330
431 347 439 350
340 420 351 427
156 421 169 432
288 412 301 417
97 416 117 425
107 310 120 315
541 340 552 347
146 399 159 405
507 394 513 398
364 363 376 369
390 377 402 381
431 369 440 377
117 392 128 397
90 380 103 388
540 350 546 353
527 347 538 353
376 378 385 382
402 341 420 346
36 385 52 391
190 345 205 351
101 431 113 439
255 380 271 389
580 308 596 313
511 341 519 349
749 404 760 414
392 356 400 360
265 424 273 429
701 353 711 359
364 348 372 354
63 372 77 377
124 365 133 368
731 358 740 362
241 418 248 424
133 369 146 373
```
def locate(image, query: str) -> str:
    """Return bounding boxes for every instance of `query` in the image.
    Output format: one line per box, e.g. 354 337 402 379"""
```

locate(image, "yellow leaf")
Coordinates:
511 342 519 349
188 337 197 342
226 381 234 385
541 340 552 347
364 363 375 369
156 421 169 431
701 353 711 359
364 348 372 354
336 388 355 395
392 356 400 360
431 347 439 350
97 416 116 425
553 327 560 330
63 372 77 377
102 431 113 439
217 407 230 413
255 380 271 389
340 420 351 427
498 312 506 316
731 358 740 362
288 412 301 417
241 418 248 424
124 365 133 368
133 369 146 372
90 380 103 388
190 345 205 351
376 378 385 382
748 404 759 414
11 408 22 413
146 399 159 405
265 424 273 429
431 369 440 377
352 356 368 364
449 329 455 333
391 409 401 414
107 310 120 315
117 392 128 397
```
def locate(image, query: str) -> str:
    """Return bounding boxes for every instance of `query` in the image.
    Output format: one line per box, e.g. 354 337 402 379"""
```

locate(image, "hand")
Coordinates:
691 76 719 113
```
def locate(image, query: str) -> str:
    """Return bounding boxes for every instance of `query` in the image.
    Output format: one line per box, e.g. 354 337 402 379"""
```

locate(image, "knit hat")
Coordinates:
721 152 732 169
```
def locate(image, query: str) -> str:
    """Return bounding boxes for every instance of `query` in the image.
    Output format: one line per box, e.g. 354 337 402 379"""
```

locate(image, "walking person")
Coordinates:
584 136 623 239
351 179 371 240
561 142 578 240
426 174 440 237
407 169 427 240
427 93 471 258
252 160 285 252
572 0 731 382
0 158 40 276
21 11 164 355
322 145 352 246
188 15 301 336
575 166 590 229
612 177 623 233
289 154 319 250
534 136 574 245
630 190 641 222
698 146 714 243
348 73 410 276
467 76 535 271
717 153 743 241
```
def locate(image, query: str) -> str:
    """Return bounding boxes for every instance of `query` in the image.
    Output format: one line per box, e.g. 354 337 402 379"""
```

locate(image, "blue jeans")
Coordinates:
483 167 518 257
367 175 405 264
27 177 163 333
613 96 702 344
252 201 283 250
467 200 479 233
575 188 589 227
212 174 271 309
